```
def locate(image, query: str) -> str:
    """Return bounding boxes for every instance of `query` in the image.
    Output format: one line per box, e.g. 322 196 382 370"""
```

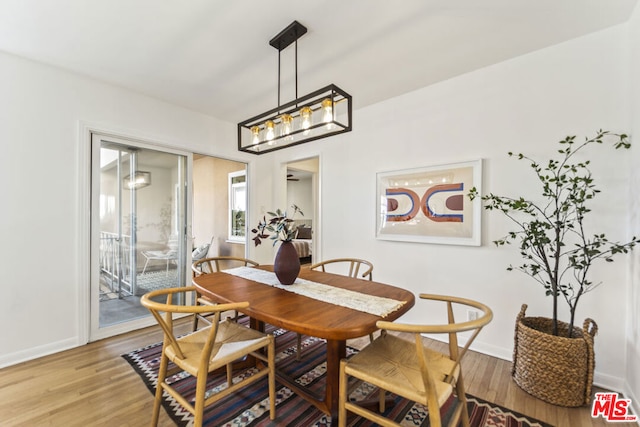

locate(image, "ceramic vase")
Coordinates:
273 241 300 285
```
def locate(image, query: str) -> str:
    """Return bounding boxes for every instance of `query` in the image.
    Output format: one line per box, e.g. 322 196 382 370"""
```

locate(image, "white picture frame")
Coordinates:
376 160 482 246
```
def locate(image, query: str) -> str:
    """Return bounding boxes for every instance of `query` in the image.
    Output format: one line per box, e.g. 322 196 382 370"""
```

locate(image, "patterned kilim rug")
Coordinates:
123 325 552 427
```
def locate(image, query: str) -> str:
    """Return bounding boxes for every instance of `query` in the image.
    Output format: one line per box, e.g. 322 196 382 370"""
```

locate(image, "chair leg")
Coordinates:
193 370 209 427
192 314 199 332
426 392 443 427
268 337 276 420
142 258 150 275
338 360 348 427
226 363 233 386
296 333 303 361
151 353 169 427
456 374 470 427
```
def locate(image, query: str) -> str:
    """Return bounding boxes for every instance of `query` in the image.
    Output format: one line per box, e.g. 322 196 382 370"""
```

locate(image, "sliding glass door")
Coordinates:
90 133 190 340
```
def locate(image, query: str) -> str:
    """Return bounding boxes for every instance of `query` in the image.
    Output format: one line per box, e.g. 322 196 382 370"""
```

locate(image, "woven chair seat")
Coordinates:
165 320 271 374
344 333 458 407
141 286 276 427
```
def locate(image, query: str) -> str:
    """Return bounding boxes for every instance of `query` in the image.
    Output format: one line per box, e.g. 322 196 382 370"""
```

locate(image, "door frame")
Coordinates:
78 123 194 342
284 155 321 264
89 132 192 341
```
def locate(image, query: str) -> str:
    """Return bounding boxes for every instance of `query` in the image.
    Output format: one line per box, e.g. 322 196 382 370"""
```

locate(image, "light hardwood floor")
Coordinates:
0 321 636 427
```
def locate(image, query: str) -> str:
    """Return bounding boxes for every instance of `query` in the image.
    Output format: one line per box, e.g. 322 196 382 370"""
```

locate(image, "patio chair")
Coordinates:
141 249 178 275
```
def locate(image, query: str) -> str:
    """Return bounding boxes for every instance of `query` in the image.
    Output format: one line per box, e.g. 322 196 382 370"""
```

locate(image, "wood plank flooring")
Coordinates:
0 321 635 427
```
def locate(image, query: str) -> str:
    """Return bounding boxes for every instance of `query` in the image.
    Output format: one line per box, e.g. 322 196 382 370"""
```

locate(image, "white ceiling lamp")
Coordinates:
238 21 352 155
123 171 151 190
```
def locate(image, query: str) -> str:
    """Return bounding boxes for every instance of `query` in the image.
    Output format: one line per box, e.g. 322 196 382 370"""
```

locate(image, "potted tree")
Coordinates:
252 205 304 285
469 130 638 406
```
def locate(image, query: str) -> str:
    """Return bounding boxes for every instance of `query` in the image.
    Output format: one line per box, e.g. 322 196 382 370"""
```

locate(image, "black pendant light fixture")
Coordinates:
238 21 352 154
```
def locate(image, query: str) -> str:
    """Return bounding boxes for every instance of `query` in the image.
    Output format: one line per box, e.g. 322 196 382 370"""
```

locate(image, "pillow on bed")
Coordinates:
297 226 312 239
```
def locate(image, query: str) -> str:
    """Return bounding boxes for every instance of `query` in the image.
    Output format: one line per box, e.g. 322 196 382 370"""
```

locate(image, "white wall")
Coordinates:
287 178 313 221
0 50 248 367
626 1 640 415
249 24 635 392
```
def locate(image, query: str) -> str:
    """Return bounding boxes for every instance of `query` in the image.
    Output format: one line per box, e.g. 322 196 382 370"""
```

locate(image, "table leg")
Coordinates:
325 339 346 424
249 317 265 332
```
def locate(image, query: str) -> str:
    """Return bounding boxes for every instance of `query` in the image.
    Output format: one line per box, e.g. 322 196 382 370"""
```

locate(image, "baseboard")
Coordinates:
621 380 640 426
424 331 637 407
422 333 512 362
594 371 628 394
0 337 79 369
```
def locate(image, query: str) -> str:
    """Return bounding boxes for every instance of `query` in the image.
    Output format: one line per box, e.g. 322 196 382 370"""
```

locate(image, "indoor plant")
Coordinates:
469 129 638 406
252 204 304 285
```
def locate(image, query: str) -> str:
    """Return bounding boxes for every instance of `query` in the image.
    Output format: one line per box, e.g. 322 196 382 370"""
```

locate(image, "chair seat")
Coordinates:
143 250 177 259
344 333 458 406
166 320 270 374
141 287 276 427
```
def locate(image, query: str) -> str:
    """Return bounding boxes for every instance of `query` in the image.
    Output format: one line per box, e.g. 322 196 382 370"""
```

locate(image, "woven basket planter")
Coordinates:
511 304 597 407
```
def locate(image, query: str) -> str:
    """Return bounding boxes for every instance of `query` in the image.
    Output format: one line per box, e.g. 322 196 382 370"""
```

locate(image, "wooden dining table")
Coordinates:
192 265 415 423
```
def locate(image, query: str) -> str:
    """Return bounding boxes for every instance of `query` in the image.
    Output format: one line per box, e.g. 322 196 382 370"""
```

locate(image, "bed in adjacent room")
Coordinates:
291 219 312 264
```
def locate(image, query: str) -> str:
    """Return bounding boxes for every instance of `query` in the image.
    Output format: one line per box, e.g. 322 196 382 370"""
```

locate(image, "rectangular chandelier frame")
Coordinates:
238 84 352 155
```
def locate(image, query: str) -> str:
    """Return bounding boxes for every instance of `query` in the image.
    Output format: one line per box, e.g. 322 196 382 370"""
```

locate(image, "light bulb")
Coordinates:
250 126 260 145
300 106 312 134
321 98 333 127
265 120 275 143
279 114 293 137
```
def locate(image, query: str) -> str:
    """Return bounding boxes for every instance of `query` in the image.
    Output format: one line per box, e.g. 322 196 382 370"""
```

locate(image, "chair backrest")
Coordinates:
309 258 373 280
192 256 259 277
140 286 249 362
377 294 493 375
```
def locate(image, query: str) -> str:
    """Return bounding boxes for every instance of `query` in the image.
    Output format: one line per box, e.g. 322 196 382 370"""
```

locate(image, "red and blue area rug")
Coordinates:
123 325 552 427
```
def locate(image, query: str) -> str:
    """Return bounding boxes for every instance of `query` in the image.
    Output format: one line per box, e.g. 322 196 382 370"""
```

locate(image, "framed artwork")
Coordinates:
376 160 482 246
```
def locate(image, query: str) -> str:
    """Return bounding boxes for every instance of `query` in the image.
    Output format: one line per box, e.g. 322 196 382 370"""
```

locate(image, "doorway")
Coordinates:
286 157 319 264
90 133 189 340
192 155 247 260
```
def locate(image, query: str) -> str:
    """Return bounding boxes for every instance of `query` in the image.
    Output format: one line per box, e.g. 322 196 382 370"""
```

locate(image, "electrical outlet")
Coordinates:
467 310 479 321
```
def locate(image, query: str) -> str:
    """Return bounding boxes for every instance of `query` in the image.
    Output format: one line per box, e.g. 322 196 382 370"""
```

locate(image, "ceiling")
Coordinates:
1 0 637 124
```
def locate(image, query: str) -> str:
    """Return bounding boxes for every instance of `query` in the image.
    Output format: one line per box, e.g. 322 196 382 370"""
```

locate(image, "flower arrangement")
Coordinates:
252 204 304 247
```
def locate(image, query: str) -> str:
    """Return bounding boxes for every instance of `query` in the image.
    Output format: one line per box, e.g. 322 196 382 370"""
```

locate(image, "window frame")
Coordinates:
228 170 247 243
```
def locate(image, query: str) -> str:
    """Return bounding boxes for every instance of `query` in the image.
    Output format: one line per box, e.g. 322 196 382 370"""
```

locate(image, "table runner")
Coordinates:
222 266 406 317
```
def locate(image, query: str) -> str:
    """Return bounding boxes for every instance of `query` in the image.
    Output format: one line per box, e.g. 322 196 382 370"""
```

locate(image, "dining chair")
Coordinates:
140 286 276 427
191 256 259 330
295 258 375 361
338 294 493 427
309 257 374 280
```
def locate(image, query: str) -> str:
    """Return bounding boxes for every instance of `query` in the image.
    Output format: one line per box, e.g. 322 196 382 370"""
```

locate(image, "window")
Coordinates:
228 170 246 242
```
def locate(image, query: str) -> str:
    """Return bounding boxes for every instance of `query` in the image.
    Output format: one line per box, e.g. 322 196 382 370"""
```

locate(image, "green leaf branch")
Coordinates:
252 204 304 247
468 130 638 337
